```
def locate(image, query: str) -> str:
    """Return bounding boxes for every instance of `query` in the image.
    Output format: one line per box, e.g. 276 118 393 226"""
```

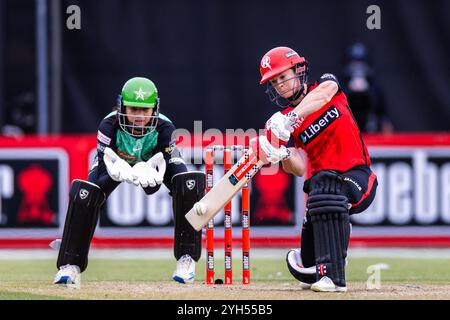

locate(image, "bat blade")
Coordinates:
185 148 264 231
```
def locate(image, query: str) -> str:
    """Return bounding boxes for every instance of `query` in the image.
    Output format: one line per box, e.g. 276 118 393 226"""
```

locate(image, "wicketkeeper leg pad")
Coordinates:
57 179 105 272
172 172 206 262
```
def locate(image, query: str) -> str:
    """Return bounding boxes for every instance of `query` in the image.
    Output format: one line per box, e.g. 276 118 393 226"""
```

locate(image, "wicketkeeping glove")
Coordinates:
131 152 166 188
103 147 133 183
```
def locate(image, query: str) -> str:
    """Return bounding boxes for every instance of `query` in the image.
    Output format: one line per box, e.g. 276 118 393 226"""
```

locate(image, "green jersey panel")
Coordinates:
116 129 158 165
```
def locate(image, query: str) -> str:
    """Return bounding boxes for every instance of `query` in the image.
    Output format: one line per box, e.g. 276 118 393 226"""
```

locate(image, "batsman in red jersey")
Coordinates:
257 46 378 292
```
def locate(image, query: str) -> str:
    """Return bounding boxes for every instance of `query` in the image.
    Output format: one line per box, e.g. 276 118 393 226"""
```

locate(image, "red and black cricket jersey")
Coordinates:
283 74 371 176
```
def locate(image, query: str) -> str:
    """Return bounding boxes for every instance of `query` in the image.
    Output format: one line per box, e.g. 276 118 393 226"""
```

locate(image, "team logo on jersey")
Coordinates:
79 189 89 200
165 141 176 155
186 180 196 190
261 56 272 70
132 140 143 153
134 87 147 100
299 106 341 145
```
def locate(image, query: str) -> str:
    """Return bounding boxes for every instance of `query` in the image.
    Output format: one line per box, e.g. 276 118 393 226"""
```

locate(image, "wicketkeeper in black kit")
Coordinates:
54 77 205 287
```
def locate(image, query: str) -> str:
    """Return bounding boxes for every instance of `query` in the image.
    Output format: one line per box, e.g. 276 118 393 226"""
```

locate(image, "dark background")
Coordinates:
1 0 450 134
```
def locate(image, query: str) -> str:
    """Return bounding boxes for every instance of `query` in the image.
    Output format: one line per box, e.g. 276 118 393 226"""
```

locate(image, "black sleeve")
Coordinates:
88 116 119 195
318 73 342 93
142 120 187 195
153 120 177 163
96 116 117 160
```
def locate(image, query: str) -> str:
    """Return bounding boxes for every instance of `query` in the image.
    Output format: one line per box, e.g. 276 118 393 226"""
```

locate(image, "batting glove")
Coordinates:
252 135 291 164
265 111 300 145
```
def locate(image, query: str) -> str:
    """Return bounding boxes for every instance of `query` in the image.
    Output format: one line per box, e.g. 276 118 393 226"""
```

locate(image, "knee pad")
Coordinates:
172 172 206 261
309 170 346 196
57 180 105 272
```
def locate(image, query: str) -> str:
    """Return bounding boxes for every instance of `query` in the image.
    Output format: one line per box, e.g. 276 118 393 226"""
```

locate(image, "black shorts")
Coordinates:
303 165 378 215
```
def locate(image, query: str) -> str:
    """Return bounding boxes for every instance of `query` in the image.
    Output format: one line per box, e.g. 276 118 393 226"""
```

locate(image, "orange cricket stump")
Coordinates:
205 148 215 285
223 147 233 285
203 145 253 286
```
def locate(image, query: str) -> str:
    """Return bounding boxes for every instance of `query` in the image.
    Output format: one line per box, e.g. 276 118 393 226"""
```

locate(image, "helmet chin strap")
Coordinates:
288 83 307 107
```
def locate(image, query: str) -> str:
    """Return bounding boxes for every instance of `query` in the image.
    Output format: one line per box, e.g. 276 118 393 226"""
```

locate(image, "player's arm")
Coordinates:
95 118 115 165
281 147 306 177
292 75 339 119
91 118 132 184
265 74 339 146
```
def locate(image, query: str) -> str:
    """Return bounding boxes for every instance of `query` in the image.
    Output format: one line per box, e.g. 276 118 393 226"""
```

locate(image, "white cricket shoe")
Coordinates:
310 276 347 292
53 264 81 289
172 254 196 284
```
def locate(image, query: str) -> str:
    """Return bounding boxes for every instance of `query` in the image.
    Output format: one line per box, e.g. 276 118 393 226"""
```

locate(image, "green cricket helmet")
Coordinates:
117 77 160 137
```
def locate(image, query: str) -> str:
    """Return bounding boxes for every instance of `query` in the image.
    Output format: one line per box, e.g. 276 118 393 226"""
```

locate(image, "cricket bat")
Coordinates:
185 147 265 231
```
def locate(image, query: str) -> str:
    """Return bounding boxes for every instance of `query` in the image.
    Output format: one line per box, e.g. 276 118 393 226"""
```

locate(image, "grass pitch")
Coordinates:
0 255 450 300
